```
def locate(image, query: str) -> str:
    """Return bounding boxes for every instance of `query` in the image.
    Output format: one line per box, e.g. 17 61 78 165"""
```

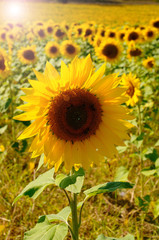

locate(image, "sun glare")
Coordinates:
4 2 25 20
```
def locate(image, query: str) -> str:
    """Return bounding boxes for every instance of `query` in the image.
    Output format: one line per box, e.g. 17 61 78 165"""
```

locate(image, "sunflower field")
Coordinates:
0 2 159 240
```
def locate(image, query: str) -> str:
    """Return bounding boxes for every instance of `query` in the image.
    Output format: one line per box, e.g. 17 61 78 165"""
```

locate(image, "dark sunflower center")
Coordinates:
38 29 45 38
85 29 92 37
50 46 58 54
47 88 102 142
128 31 139 41
147 61 154 68
0 55 6 71
153 21 159 28
147 31 153 37
66 44 75 54
101 30 105 37
47 27 53 33
77 28 82 35
120 33 125 40
23 50 35 60
130 48 142 57
102 44 118 59
109 32 115 38
55 29 65 38
127 81 135 98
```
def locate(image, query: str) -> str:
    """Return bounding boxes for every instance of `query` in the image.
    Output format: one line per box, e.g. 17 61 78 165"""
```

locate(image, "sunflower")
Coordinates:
125 28 141 43
117 30 126 42
143 27 157 42
121 73 141 107
18 46 37 65
0 30 7 42
45 20 54 35
83 25 94 40
143 57 155 69
151 18 159 30
53 27 66 40
96 39 122 63
0 48 10 79
127 42 142 59
106 29 117 39
14 55 133 171
35 26 46 39
74 25 84 38
45 41 60 58
93 35 103 48
60 40 80 58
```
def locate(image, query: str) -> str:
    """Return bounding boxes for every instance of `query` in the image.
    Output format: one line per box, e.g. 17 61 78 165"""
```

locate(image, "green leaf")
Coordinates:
14 168 55 203
96 233 134 240
152 199 159 219
55 168 85 193
5 98 12 110
24 218 68 240
114 166 129 182
141 169 156 176
136 132 145 141
145 149 158 162
0 125 8 134
84 182 133 198
38 206 71 223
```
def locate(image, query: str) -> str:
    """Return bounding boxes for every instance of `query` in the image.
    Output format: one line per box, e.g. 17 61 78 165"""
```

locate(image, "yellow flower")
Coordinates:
125 28 141 43
117 29 126 42
18 46 37 65
14 55 133 172
0 48 10 79
121 73 141 107
143 57 155 69
143 27 157 42
82 25 95 40
127 41 142 59
45 41 60 58
35 26 46 39
96 39 122 63
106 28 117 39
150 18 159 31
0 30 7 42
60 40 80 59
45 20 54 35
0 144 5 152
53 27 66 40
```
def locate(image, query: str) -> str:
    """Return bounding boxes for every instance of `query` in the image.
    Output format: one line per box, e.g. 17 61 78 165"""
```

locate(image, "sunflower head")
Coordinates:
45 41 60 58
125 28 141 43
18 46 37 65
83 25 94 39
106 29 117 39
121 73 141 106
151 18 159 30
14 55 133 172
45 20 54 35
53 27 66 40
96 39 122 63
143 57 155 69
0 48 10 79
143 27 157 41
127 41 142 59
35 26 46 39
60 40 80 58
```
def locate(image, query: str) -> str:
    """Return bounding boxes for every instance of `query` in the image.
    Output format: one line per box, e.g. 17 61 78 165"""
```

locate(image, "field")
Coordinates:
0 2 159 240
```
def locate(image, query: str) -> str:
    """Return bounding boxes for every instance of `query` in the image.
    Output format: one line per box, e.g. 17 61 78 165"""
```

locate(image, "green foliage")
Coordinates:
13 168 55 203
55 168 85 193
84 182 133 198
24 218 68 240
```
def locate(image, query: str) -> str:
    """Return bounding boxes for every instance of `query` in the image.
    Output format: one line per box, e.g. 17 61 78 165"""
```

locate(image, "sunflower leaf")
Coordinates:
13 168 55 203
23 218 68 240
96 233 134 240
55 168 85 193
38 206 71 224
84 182 133 198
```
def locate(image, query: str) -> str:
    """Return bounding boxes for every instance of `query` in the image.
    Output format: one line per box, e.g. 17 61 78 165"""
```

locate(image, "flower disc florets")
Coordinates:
48 88 102 142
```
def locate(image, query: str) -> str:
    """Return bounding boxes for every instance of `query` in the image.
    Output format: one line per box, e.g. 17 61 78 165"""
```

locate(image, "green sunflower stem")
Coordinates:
138 104 144 240
70 193 79 240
